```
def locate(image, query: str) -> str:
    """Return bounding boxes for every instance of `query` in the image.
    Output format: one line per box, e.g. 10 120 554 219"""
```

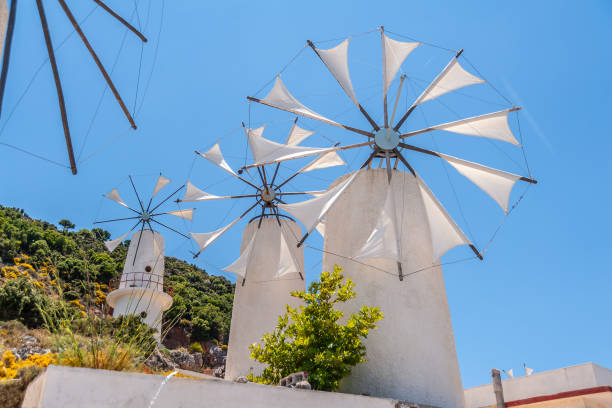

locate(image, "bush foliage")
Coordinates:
249 266 383 391
0 205 234 344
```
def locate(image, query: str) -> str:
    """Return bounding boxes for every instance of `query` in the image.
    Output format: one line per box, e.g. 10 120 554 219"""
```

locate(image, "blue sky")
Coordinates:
0 0 610 389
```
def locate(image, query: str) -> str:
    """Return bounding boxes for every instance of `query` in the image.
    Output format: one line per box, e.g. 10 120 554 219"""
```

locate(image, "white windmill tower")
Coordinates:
245 27 537 407
97 175 194 338
179 122 345 380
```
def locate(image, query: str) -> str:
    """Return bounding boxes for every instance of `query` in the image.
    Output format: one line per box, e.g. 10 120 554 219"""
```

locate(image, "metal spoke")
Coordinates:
150 219 191 240
385 151 392 183
393 149 416 176
247 96 374 138
150 184 185 213
270 163 281 187
360 150 378 169
132 221 145 265
93 0 147 42
129 176 145 212
94 215 141 224
281 191 325 196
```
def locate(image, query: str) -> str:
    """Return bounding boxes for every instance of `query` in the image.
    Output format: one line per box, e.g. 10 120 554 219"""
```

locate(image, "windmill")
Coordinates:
244 27 537 406
179 121 345 379
0 0 161 174
95 174 193 337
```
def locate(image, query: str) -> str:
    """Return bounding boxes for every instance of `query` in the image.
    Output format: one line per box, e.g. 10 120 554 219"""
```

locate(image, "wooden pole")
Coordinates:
36 0 77 174
93 0 147 42
57 0 137 129
0 0 18 120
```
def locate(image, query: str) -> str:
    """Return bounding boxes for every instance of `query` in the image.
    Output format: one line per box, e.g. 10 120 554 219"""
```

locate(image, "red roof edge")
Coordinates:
505 385 612 406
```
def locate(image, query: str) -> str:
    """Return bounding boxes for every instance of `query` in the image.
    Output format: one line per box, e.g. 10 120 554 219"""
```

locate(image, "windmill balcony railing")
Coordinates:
109 272 173 296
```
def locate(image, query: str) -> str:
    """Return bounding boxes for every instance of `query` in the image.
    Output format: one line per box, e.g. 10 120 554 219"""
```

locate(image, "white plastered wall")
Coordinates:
225 218 305 380
322 169 464 408
106 230 172 335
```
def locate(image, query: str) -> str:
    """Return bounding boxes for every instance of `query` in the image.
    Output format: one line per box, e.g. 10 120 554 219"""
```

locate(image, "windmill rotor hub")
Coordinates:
374 127 400 151
141 211 151 221
260 188 276 203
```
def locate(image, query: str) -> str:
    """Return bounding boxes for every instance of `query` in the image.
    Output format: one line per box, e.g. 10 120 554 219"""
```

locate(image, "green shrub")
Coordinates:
188 342 204 354
0 278 48 328
249 266 383 391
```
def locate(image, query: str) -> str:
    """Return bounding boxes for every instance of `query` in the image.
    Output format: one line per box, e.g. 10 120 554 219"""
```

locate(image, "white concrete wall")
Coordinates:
22 365 413 408
225 218 306 380
322 169 464 408
464 362 612 408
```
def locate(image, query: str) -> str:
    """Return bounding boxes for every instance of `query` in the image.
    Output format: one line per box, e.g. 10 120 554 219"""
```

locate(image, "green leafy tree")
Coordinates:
249 266 383 391
58 219 75 232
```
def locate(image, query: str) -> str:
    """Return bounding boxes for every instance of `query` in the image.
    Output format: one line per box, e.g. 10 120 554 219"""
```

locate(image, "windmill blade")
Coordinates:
241 139 372 171
278 171 360 242
308 38 379 131
104 229 133 252
286 120 315 145
354 185 403 265
382 31 419 98
309 38 359 106
415 174 480 261
222 230 258 279
300 151 346 173
247 76 373 138
401 108 521 145
180 181 243 202
164 208 195 221
277 227 303 278
394 53 484 131
198 142 238 176
413 55 484 106
152 174 171 198
190 217 241 255
104 188 129 208
242 125 366 170
438 153 521 213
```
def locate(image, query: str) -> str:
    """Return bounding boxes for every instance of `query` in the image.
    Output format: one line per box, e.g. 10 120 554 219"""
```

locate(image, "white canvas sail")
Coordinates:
286 122 315 145
278 171 359 235
222 232 257 278
431 109 520 145
416 175 471 261
382 33 419 97
354 186 402 262
300 151 345 173
152 174 171 197
181 181 229 202
413 57 484 106
104 188 128 208
104 230 131 252
199 142 238 176
246 126 336 166
261 76 338 124
166 208 194 221
277 229 302 278
316 38 359 106
440 153 520 213
190 218 241 253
